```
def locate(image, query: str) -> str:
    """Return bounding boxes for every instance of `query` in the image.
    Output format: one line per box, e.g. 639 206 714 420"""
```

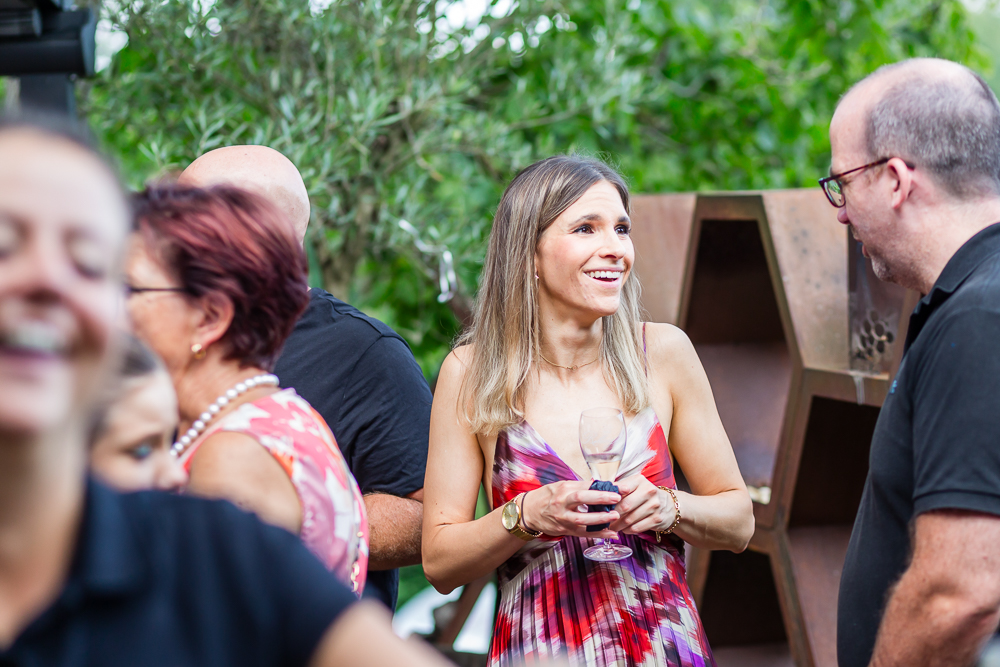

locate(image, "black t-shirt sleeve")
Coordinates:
911 307 1000 517
253 518 358 666
337 335 432 496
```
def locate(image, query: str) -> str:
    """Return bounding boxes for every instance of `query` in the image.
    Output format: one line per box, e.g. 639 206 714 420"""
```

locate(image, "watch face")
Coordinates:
502 500 519 531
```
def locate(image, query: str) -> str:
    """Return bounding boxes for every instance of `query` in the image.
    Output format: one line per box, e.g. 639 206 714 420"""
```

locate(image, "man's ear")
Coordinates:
887 157 913 210
193 291 235 350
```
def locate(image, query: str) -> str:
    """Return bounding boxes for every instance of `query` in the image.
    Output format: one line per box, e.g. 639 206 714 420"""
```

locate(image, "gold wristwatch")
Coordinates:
502 494 542 541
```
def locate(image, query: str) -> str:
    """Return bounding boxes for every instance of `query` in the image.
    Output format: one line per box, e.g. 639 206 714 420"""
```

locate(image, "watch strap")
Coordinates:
518 492 542 538
503 496 541 541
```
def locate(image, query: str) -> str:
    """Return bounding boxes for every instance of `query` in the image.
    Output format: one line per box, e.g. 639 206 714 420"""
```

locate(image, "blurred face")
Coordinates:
534 180 634 321
830 93 902 283
0 130 128 438
90 370 186 492
124 238 200 387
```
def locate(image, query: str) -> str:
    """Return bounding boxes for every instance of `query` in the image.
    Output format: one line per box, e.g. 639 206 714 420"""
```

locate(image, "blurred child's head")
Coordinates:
90 334 186 492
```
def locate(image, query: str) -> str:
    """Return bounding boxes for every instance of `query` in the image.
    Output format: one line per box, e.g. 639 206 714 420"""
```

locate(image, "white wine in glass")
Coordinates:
579 407 632 562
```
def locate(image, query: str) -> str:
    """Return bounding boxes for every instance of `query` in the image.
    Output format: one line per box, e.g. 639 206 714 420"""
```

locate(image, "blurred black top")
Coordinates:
0 479 355 666
274 288 433 610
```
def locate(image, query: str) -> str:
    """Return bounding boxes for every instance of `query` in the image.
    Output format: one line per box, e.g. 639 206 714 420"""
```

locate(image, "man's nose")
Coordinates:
837 207 850 225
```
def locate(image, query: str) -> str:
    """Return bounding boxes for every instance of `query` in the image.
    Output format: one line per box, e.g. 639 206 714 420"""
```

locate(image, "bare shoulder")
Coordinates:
189 431 288 490
448 343 475 367
188 429 301 532
193 430 266 464
639 322 710 400
437 344 474 388
641 322 698 367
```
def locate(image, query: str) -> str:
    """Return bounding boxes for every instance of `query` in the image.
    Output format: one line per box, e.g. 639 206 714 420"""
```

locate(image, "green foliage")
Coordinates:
82 0 985 379
397 563 432 610
969 4 1000 94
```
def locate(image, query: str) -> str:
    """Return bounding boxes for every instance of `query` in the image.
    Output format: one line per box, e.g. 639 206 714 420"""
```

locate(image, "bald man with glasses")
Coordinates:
824 59 1000 667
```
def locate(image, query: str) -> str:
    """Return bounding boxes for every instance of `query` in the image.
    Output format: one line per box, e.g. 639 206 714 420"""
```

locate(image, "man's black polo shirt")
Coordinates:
838 222 1000 667
0 479 355 666
274 289 433 610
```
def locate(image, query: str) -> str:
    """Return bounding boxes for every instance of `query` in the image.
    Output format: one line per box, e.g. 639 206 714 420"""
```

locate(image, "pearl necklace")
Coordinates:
171 373 280 458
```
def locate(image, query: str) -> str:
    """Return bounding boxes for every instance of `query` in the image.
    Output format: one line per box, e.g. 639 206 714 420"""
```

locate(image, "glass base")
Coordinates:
584 543 633 562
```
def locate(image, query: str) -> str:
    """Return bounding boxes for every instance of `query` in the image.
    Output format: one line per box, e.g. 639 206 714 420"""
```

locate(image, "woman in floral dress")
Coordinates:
126 184 368 593
422 156 754 665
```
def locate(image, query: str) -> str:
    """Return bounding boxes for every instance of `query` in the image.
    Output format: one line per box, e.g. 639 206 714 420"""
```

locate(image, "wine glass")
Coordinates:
579 407 632 561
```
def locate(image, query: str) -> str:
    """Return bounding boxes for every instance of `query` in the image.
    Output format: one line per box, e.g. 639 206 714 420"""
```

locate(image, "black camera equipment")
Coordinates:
0 0 97 115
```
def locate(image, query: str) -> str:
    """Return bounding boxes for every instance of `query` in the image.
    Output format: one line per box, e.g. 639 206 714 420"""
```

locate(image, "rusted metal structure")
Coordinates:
631 189 916 667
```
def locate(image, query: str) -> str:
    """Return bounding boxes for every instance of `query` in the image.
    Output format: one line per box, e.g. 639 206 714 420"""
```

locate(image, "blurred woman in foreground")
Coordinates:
0 116 445 666
127 184 368 593
89 333 186 491
423 156 754 666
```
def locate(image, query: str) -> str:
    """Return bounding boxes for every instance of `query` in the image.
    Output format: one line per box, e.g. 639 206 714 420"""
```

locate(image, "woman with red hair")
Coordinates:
126 184 369 594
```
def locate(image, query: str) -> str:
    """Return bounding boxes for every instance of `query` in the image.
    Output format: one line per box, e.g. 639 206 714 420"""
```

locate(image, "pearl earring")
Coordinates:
191 343 207 359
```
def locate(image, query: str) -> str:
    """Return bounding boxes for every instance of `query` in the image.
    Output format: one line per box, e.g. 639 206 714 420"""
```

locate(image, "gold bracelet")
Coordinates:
655 486 681 544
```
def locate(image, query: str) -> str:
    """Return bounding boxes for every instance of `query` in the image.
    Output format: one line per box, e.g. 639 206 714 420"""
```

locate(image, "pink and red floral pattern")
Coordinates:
489 407 714 666
181 387 369 594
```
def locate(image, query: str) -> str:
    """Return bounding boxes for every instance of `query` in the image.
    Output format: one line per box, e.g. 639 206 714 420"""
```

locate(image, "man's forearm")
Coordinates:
363 492 423 570
870 569 1000 667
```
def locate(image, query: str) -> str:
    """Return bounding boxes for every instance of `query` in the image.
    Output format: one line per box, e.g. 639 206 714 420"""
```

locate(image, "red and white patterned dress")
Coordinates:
489 406 715 666
180 387 369 594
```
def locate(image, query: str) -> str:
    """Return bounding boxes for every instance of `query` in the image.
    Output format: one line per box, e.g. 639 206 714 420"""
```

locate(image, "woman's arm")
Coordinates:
612 324 754 552
421 350 621 594
186 431 303 534
310 601 451 667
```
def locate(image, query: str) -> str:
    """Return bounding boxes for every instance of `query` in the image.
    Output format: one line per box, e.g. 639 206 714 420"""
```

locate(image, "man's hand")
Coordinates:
364 490 423 570
869 510 1000 667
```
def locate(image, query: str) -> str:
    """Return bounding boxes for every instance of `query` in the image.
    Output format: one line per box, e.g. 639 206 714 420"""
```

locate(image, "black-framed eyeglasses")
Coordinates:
124 284 188 297
818 157 916 208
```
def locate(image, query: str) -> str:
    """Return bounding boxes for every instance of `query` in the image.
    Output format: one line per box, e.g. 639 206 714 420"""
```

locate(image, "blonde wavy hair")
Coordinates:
458 155 650 436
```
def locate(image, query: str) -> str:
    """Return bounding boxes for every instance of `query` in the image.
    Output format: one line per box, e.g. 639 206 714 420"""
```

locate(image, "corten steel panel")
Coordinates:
713 644 793 667
849 239 909 373
697 343 791 489
698 549 787 646
786 527 853 667
761 190 847 372
630 193 697 325
680 194 792 343
663 189 916 667
684 218 786 344
680 194 793 531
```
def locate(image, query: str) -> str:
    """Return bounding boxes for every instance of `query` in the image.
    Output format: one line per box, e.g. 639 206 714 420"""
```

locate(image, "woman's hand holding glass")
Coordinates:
520 481 622 540
609 474 679 535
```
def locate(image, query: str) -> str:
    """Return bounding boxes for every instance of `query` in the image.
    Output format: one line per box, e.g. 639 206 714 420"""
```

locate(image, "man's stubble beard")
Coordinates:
871 255 897 284
851 222 907 288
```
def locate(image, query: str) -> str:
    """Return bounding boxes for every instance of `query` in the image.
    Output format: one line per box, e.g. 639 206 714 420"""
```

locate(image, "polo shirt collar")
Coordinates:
72 478 148 598
905 221 1000 351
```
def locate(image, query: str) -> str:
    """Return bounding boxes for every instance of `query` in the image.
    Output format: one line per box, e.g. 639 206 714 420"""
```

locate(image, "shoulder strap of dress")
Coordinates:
642 321 648 376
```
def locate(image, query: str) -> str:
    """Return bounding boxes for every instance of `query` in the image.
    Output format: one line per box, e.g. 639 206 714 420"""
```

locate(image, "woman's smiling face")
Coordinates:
534 180 634 322
0 130 128 438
